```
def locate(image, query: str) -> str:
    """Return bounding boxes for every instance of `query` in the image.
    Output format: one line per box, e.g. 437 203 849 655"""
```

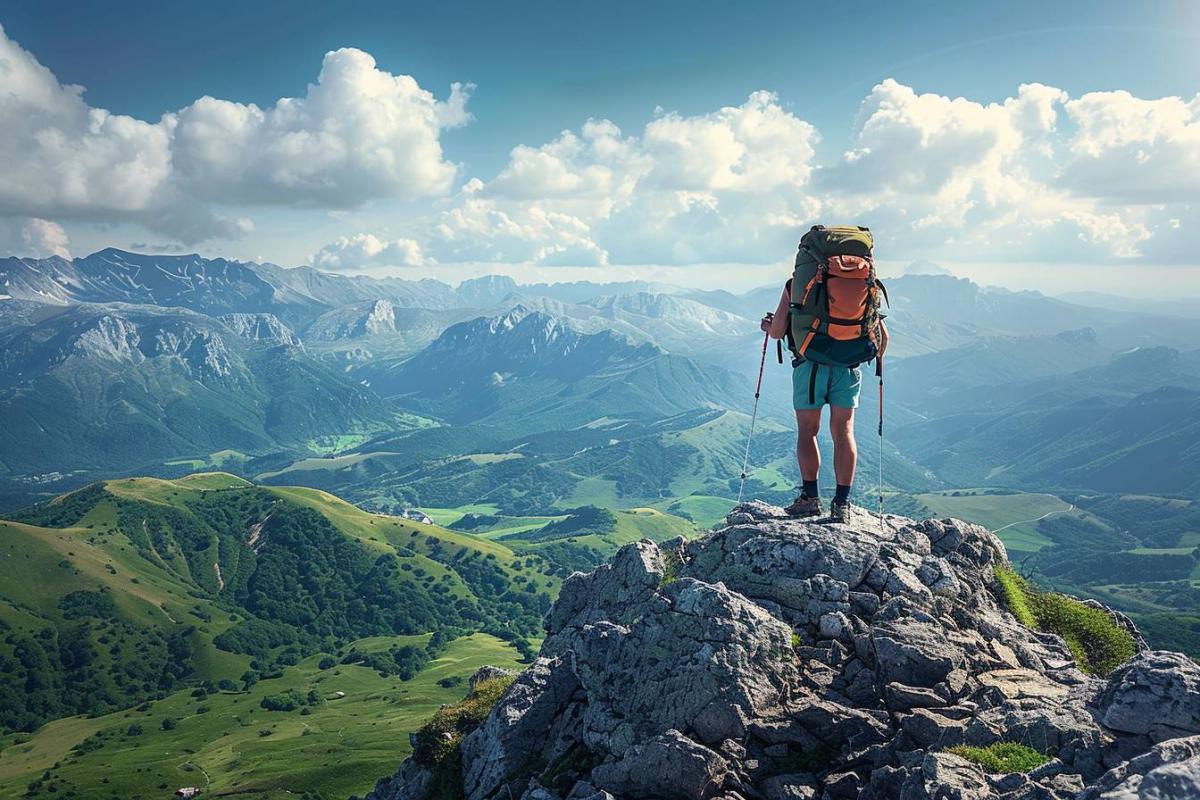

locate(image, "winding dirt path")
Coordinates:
992 504 1076 534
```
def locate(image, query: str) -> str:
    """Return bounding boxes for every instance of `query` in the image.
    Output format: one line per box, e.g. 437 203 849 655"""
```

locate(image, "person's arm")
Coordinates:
760 286 790 340
878 320 889 356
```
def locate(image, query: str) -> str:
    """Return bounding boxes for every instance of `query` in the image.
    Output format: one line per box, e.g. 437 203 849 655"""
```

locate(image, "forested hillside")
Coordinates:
0 474 556 736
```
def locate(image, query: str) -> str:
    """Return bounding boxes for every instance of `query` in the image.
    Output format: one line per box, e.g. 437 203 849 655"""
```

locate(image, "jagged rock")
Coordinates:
520 784 561 800
564 785 615 800
759 773 816 800
886 682 949 711
367 506 1200 800
899 752 991 799
1096 651 1200 742
589 730 729 799
367 760 432 800
460 658 583 800
976 669 1069 701
874 620 967 688
469 664 516 691
1079 735 1200 799
899 708 969 748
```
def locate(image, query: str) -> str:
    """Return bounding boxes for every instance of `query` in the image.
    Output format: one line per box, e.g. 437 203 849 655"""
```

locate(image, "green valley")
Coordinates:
0 632 523 800
0 474 576 798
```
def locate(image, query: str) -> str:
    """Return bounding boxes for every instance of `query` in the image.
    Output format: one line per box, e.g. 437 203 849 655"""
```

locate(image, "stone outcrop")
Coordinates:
367 502 1200 800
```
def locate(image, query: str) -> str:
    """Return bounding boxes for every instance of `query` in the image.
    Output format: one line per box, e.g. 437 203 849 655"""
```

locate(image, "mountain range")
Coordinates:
4 248 1200 510
0 302 400 482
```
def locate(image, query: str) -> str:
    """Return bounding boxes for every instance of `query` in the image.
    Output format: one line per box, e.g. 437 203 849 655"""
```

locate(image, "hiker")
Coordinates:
761 225 889 523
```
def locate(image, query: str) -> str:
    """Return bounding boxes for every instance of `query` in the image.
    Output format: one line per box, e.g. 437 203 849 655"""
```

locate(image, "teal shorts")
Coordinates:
792 361 862 410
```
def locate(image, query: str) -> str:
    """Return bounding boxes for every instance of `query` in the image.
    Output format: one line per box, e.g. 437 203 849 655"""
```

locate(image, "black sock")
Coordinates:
835 484 851 503
801 479 818 498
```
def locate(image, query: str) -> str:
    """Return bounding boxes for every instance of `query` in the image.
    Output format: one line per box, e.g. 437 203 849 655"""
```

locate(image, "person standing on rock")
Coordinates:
761 225 889 523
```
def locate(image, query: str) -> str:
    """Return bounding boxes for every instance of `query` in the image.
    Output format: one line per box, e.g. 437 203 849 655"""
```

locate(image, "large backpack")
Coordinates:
786 224 888 368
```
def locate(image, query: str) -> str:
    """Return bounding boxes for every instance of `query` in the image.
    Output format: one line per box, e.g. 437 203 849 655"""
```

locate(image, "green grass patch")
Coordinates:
305 434 368 455
947 742 1050 773
994 566 1135 676
660 551 681 586
665 495 735 528
0 634 524 800
918 490 1066 552
412 675 515 799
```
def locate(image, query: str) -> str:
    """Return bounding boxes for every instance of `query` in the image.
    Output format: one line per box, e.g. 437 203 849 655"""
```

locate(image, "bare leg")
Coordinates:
795 408 822 483
829 405 857 486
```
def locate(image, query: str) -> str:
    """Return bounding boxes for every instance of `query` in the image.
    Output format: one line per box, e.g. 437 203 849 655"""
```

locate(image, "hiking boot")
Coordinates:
830 498 853 523
785 494 822 518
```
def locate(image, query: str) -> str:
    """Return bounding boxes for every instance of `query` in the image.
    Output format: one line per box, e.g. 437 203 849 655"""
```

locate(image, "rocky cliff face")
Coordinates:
368 503 1200 800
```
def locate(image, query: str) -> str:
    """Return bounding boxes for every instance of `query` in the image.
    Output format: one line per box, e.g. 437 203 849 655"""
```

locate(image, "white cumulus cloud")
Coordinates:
430 92 821 265
311 233 429 270
0 24 469 245
0 217 71 259
173 49 470 207
5 19 1200 270
1059 89 1200 203
425 80 1200 267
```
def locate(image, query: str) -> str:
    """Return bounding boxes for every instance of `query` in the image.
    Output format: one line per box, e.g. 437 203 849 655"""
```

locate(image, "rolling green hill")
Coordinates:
0 473 560 798
0 473 714 798
493 505 699 574
891 346 1200 497
256 408 938 529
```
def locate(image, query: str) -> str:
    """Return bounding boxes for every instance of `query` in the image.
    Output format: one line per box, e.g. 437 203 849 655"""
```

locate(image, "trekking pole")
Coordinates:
876 355 885 528
737 321 772 505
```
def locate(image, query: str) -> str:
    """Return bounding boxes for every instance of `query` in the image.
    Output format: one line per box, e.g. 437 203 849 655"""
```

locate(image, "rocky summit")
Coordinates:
367 503 1200 800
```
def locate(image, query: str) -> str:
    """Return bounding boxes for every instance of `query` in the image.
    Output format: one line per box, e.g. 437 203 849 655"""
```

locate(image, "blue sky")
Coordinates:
2 0 1200 292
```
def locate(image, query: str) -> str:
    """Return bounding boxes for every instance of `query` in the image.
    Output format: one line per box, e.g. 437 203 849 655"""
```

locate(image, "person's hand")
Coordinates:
760 312 773 333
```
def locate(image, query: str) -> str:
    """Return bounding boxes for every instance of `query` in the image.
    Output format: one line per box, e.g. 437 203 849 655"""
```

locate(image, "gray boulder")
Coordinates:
460 657 583 800
1079 735 1200 799
899 752 991 800
589 729 729 799
1097 651 1200 742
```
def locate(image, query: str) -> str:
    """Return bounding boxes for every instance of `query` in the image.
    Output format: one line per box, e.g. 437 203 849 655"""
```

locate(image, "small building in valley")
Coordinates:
399 508 434 525
176 789 201 799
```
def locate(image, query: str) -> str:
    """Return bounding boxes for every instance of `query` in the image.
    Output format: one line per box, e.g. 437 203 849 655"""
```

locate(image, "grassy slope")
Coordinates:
0 511 250 687
917 490 1078 553
501 508 696 557
563 508 696 551
0 633 522 800
0 474 556 798
665 495 736 528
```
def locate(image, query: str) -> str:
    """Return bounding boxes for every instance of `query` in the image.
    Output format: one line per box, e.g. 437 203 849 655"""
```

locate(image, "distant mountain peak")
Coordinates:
458 274 521 306
220 312 302 347
364 299 397 334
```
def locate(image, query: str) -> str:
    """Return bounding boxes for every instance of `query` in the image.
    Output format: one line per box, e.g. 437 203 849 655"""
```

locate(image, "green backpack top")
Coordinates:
785 225 888 368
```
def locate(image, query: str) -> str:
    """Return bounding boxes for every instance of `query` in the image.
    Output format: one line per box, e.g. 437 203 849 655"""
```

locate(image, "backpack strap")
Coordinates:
783 278 797 357
796 317 820 359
